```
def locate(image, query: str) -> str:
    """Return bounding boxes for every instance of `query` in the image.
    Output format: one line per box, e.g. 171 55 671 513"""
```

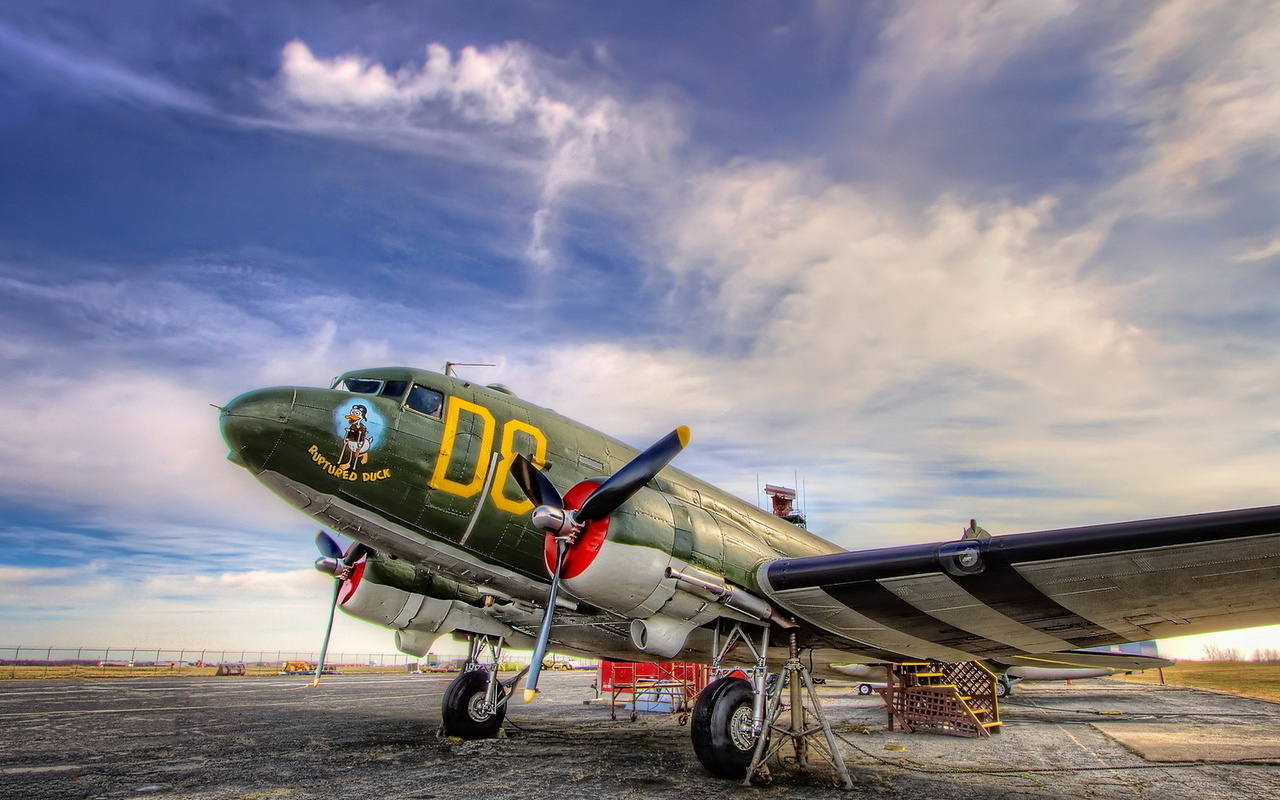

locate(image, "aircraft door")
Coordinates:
415 386 496 541
455 395 559 578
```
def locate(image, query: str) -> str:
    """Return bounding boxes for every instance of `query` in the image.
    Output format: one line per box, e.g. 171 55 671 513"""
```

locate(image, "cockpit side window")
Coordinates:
380 380 408 400
406 385 444 418
342 378 382 394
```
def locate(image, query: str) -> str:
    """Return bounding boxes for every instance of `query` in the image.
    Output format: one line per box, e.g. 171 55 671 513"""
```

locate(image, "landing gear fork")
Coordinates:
440 634 527 739
690 619 773 779
710 619 771 732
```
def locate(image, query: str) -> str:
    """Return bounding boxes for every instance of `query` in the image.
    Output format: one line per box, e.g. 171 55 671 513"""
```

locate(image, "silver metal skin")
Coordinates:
666 567 794 629
531 505 575 536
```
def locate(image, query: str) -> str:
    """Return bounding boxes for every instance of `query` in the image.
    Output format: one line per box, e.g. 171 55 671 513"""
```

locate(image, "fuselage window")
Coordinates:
343 378 382 394
406 385 444 418
381 380 408 401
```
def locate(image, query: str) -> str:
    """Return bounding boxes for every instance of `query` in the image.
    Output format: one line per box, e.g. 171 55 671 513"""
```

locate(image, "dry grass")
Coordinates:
1117 661 1280 704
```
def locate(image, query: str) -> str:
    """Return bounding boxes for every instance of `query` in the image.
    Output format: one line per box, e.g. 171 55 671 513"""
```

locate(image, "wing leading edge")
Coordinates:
757 505 1280 663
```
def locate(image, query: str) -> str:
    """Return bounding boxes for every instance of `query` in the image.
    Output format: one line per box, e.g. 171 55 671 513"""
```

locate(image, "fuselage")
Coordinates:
219 366 841 661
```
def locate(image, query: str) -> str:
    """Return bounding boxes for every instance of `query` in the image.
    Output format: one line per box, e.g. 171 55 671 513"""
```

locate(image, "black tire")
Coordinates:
691 676 760 779
441 670 505 739
996 677 1011 698
857 683 873 696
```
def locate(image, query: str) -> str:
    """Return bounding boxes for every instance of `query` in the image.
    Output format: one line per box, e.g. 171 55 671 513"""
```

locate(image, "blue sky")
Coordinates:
3 1 1280 659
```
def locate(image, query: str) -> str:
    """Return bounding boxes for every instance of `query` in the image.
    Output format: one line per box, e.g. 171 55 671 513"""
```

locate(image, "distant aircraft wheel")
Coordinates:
857 683 873 696
996 678 1011 698
441 670 505 739
691 676 760 779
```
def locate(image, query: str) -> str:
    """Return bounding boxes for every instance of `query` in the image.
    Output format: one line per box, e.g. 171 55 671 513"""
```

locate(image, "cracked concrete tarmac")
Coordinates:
1 671 1277 799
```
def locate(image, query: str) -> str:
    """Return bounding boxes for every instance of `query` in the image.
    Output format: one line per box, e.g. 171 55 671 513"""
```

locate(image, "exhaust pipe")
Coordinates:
665 567 795 628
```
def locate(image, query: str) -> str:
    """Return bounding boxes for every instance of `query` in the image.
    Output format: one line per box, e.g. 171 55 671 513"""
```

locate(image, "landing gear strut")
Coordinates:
691 620 771 779
441 634 525 739
691 621 854 788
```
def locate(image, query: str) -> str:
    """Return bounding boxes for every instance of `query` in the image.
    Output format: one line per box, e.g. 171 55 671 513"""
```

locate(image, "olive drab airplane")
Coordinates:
220 365 1280 780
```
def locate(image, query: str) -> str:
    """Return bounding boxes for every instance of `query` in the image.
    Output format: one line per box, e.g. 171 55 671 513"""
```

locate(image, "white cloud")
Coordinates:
609 158 1280 543
666 162 1140 404
273 39 683 276
0 565 76 584
0 368 291 527
1237 237 1280 262
142 568 320 600
0 563 398 653
1103 0 1280 198
281 39 569 133
866 0 1080 116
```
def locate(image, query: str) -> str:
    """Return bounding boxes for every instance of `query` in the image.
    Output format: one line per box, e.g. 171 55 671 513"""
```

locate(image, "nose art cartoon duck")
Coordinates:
337 404 373 469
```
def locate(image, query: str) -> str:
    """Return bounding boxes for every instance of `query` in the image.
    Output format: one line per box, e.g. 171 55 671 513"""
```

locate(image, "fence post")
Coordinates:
12 646 20 679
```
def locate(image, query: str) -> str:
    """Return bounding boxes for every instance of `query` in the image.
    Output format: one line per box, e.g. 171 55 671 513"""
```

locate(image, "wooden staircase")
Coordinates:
879 661 1002 738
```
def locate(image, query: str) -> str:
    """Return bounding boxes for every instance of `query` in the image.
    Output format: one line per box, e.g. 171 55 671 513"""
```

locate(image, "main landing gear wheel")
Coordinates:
857 682 874 696
996 678 1011 698
441 670 506 739
691 676 760 779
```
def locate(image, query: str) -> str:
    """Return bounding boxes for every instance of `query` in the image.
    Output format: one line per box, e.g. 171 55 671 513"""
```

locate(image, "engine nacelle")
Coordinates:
560 488 780 658
336 553 514 656
561 487 689 619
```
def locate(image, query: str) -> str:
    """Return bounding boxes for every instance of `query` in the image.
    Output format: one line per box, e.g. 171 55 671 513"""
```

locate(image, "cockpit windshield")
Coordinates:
340 377 382 394
335 377 410 401
406 384 444 418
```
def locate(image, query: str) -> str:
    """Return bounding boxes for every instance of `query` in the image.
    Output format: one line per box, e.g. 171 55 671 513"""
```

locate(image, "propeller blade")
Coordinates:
523 538 569 703
576 426 690 522
312 577 341 688
510 454 563 509
315 530 344 560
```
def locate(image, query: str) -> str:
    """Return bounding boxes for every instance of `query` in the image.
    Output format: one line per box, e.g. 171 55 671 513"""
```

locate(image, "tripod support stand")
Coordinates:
744 632 855 790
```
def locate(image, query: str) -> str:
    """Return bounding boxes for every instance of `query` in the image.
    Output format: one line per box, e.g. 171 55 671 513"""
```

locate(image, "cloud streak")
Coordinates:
271 38 683 278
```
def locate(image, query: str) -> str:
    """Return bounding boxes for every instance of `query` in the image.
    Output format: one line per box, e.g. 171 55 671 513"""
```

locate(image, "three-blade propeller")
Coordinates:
510 426 690 702
311 531 368 687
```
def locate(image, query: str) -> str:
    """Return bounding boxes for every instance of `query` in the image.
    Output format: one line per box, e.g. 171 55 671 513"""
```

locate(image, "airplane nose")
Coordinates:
219 387 297 470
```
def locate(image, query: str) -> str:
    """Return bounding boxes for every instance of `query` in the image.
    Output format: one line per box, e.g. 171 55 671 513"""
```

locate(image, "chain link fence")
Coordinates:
0 646 593 679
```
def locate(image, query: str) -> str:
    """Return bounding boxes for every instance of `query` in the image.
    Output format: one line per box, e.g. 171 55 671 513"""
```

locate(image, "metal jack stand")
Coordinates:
744 632 855 790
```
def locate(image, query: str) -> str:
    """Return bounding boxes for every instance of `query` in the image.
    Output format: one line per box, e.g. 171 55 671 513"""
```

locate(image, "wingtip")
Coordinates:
676 425 691 448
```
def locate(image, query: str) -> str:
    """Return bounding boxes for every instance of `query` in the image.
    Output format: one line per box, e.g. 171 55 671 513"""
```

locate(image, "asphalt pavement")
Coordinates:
1 670 1277 799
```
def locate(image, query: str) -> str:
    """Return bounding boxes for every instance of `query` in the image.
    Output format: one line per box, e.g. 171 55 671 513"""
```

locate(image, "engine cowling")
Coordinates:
558 487 773 658
335 552 517 656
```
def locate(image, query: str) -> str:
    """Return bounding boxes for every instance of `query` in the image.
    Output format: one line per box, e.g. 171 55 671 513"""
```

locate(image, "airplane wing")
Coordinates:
757 505 1280 663
991 650 1174 671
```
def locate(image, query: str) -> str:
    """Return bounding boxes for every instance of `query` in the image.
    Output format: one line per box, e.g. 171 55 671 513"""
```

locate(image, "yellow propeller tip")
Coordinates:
676 425 691 448
523 689 538 703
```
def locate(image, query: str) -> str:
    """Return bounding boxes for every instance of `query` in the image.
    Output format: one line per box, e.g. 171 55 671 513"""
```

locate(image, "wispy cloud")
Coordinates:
270 38 683 277
865 0 1082 118
0 20 209 113
1102 0 1280 201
